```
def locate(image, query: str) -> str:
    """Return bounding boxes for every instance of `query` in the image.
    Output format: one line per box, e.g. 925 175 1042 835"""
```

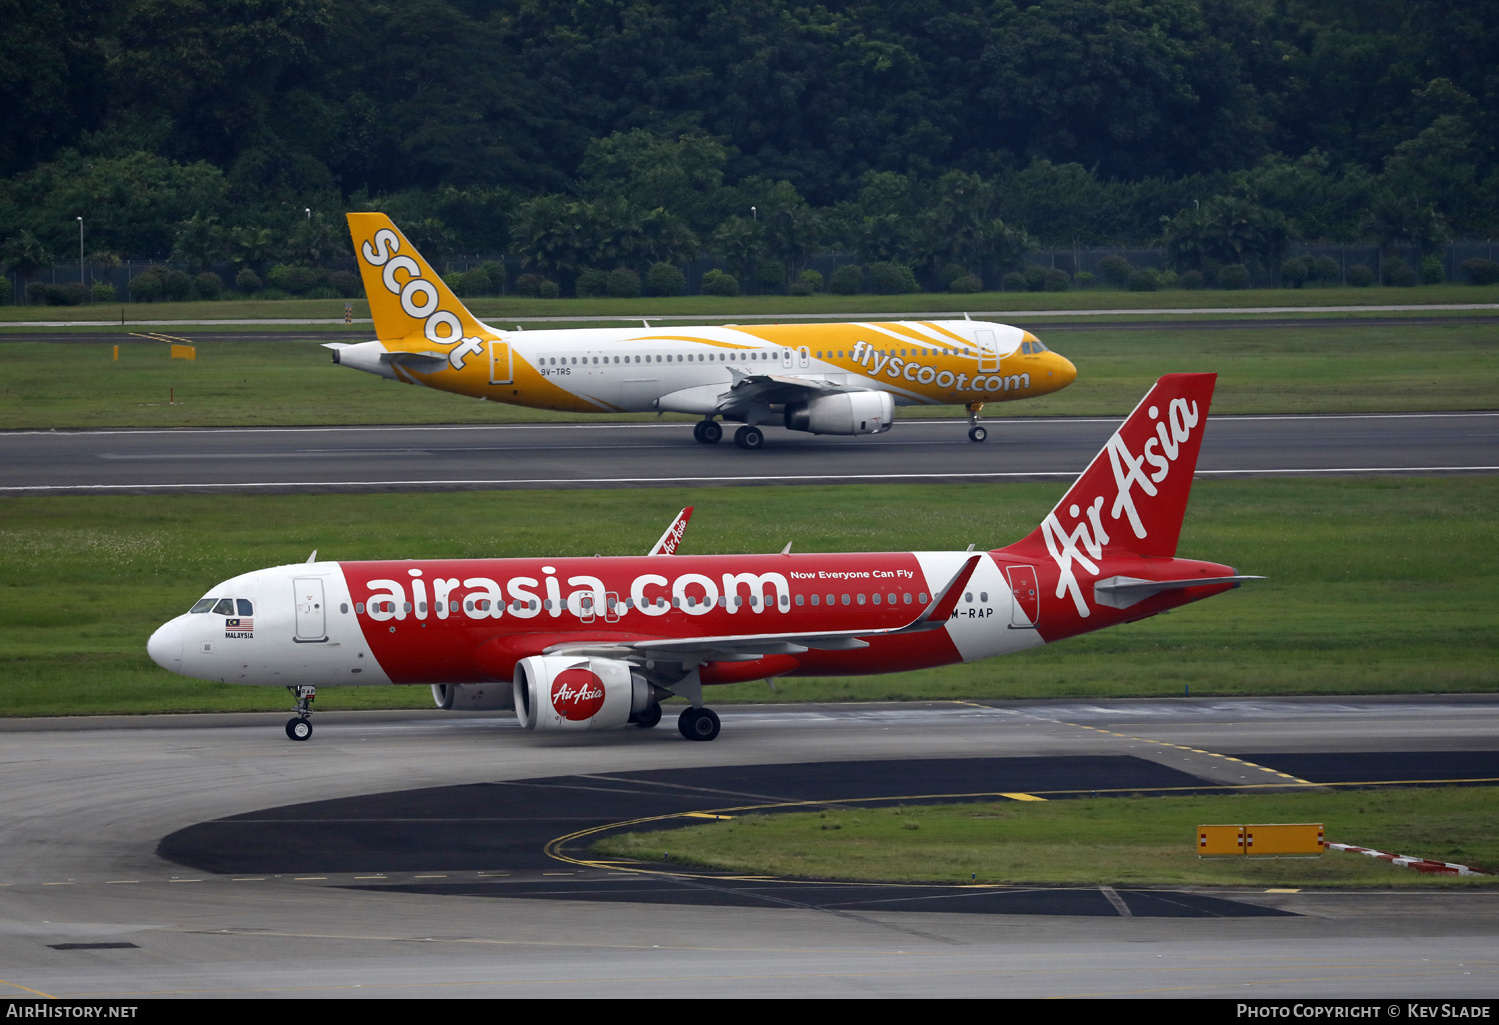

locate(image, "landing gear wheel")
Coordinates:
700 420 722 444
734 426 764 450
633 702 663 729
286 717 313 741
677 706 721 741
968 425 987 442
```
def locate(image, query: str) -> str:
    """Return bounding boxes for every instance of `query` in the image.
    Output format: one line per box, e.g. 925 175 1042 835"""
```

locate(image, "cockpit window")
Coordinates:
211 598 234 615
189 599 215 613
237 599 253 616
1032 339 1048 352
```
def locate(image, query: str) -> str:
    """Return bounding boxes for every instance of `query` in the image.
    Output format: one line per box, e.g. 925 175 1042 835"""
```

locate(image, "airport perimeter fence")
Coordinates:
7 240 1499 305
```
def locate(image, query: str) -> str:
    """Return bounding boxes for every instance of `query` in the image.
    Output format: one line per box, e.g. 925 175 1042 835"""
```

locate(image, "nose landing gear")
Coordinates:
966 402 988 443
285 685 315 741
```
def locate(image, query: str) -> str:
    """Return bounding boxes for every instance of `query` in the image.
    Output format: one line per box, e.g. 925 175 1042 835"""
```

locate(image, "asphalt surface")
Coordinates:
0 697 1494 998
4 412 1496 493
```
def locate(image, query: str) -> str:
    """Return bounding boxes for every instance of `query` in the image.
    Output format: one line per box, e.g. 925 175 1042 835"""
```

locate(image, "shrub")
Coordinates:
162 269 195 301
1280 255 1312 288
514 273 543 298
1346 264 1375 287
1097 255 1134 288
1157 270 1179 289
1459 257 1499 285
1420 256 1445 285
939 263 966 288
27 282 89 305
606 267 641 298
796 269 823 293
575 269 608 298
307 285 340 300
1073 271 1095 289
329 270 363 298
0 277 11 304
867 262 919 294
129 270 163 302
25 281 50 305
789 277 814 297
948 273 982 294
267 264 319 296
537 280 560 299
235 269 262 293
828 265 863 295
645 262 685 297
1311 255 1341 284
700 268 740 296
1216 264 1250 290
1001 271 1026 292
1042 267 1070 292
1180 269 1205 290
1382 256 1416 287
1022 265 1047 291
1127 269 1159 292
194 271 223 300
91 282 117 303
479 261 505 293
756 259 784 291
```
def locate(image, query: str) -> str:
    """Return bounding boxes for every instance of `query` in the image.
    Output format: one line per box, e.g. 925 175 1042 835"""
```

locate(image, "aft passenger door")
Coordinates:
1005 566 1039 628
294 578 328 642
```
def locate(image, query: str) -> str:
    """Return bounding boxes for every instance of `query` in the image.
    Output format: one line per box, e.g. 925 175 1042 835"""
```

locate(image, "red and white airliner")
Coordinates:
147 373 1256 741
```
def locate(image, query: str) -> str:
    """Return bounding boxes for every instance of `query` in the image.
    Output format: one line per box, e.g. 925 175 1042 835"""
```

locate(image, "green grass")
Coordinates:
0 477 1493 715
3 283 1497 324
1 320 1495 428
590 787 1499 887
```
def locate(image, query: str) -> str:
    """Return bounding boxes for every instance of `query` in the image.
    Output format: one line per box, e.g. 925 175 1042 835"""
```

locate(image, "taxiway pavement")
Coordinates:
4 412 1496 493
0 697 1493 998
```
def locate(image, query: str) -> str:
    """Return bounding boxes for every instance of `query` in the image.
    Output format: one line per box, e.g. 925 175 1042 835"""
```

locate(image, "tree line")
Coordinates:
2 0 1497 298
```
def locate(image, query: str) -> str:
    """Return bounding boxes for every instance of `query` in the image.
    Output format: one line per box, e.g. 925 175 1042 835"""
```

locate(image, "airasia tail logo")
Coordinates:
1041 393 1202 618
551 667 606 721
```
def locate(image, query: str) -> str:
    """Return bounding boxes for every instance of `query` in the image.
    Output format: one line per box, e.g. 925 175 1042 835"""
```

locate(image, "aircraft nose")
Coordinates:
1053 354 1078 387
147 620 183 671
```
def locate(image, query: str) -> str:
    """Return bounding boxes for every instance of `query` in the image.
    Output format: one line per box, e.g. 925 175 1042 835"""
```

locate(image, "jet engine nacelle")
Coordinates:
512 656 650 731
431 682 514 711
783 390 894 435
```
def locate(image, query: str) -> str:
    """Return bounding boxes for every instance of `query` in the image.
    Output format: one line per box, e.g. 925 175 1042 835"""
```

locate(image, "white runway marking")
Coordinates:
4 466 1496 492
5 410 1494 438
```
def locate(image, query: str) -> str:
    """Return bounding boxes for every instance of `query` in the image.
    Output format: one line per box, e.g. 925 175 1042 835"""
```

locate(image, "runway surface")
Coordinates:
4 412 1497 493
0 697 1494 998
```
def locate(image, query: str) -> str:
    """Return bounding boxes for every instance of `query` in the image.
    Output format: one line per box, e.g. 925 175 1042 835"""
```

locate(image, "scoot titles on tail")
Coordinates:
326 213 1077 447
148 373 1260 743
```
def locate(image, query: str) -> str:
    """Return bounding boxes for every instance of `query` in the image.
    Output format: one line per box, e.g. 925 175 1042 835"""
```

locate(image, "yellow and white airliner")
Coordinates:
328 213 1077 448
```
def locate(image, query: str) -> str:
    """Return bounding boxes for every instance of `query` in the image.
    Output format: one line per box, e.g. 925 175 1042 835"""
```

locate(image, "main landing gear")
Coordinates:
285 685 315 741
966 402 988 443
733 426 764 450
692 419 723 444
678 706 721 741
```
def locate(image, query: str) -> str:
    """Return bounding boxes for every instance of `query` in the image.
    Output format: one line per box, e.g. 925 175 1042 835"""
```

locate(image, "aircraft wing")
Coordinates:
545 555 982 665
715 368 850 414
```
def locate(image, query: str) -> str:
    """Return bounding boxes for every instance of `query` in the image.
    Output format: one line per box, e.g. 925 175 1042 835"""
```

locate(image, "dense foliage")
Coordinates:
2 0 1496 292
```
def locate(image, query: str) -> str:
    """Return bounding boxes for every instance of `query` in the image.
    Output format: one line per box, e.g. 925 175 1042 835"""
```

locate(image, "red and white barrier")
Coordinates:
1328 842 1486 876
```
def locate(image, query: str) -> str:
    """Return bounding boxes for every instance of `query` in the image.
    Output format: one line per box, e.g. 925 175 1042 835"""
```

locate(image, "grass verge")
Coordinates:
590 787 1499 887
2 284 1497 324
0 477 1493 715
1 321 1495 428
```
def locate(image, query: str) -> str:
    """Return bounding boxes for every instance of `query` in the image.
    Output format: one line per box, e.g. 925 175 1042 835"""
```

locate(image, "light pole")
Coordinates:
305 208 311 220
750 206 756 221
76 217 84 289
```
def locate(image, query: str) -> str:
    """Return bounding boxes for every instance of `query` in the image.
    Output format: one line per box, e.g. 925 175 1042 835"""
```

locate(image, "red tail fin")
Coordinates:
1014 373 1217 560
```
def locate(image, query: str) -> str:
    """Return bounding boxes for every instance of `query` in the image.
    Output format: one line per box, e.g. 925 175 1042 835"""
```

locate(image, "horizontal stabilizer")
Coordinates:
1093 574 1263 610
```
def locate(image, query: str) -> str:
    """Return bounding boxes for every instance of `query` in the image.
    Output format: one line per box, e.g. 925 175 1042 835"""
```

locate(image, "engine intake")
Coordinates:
512 656 651 731
784 390 894 435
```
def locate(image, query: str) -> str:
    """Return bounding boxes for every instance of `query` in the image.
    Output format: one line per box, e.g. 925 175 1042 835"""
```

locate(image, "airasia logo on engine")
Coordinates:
551 668 606 721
